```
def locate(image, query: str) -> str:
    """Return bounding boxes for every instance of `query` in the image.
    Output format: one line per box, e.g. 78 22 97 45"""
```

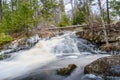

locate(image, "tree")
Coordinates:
0 0 39 34
110 0 120 17
76 0 95 27
106 0 110 24
72 8 85 25
40 0 59 27
59 14 70 27
70 0 74 20
54 0 64 24
98 0 109 45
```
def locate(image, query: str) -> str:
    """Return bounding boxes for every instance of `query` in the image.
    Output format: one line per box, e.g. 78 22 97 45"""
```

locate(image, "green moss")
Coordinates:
0 33 13 47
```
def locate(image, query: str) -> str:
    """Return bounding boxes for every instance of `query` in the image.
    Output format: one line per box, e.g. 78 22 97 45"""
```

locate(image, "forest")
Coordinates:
0 0 120 46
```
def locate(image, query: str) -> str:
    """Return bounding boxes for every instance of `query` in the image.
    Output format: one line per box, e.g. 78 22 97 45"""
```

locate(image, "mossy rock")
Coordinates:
56 64 77 76
0 54 11 60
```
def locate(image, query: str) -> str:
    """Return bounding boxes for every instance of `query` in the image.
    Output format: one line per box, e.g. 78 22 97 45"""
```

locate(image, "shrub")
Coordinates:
72 9 85 25
59 14 71 27
0 33 13 47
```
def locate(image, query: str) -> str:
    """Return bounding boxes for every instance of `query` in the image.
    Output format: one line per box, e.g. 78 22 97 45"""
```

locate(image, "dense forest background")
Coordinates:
0 0 120 47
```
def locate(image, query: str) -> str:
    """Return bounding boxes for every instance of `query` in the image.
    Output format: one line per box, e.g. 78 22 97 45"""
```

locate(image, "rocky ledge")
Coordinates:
84 55 120 77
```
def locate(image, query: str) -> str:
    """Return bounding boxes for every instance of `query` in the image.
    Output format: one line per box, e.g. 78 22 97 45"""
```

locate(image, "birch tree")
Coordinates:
98 0 109 45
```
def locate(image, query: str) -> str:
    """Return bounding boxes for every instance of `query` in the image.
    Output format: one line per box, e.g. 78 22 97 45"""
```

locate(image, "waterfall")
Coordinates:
0 31 102 80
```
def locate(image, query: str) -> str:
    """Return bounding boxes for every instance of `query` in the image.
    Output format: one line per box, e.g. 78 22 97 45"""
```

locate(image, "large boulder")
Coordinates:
56 64 77 76
84 55 120 77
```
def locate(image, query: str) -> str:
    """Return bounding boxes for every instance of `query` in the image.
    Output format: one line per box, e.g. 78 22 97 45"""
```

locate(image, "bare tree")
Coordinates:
83 0 92 27
98 0 109 45
70 0 74 20
106 0 110 24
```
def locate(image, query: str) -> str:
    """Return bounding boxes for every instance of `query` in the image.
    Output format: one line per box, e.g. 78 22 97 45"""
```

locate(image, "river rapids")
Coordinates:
0 31 110 80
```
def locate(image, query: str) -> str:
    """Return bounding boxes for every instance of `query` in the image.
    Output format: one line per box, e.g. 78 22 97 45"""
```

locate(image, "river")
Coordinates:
0 31 110 80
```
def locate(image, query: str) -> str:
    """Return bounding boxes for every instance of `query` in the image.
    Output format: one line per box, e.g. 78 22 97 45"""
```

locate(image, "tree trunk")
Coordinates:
98 0 109 45
0 0 2 23
84 0 92 27
106 0 110 24
70 0 74 20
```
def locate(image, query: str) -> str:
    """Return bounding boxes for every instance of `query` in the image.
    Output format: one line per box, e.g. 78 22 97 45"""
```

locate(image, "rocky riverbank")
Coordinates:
76 22 120 52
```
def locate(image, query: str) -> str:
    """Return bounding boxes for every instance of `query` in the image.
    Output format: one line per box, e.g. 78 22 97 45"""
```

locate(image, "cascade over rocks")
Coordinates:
84 55 120 77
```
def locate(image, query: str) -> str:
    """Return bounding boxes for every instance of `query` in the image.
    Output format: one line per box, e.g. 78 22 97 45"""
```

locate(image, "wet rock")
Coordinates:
104 76 120 80
56 64 77 76
84 55 120 76
108 65 120 76
100 42 120 51
81 74 104 80
0 54 10 60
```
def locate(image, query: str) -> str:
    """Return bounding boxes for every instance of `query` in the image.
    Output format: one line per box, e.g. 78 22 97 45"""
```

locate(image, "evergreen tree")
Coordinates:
0 0 39 34
110 0 120 17
59 14 70 27
72 8 85 25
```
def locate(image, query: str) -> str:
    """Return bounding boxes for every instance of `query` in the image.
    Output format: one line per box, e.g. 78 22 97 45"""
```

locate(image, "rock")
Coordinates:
100 42 120 51
84 55 120 76
0 35 40 54
56 64 77 76
76 22 120 51
38 29 55 38
0 54 10 60
108 65 120 76
81 74 104 80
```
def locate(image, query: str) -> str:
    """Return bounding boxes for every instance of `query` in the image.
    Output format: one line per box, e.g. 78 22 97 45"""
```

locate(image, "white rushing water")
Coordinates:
0 31 108 80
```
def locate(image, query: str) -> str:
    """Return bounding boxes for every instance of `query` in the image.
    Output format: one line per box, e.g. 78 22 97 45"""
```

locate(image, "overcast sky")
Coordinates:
64 0 107 14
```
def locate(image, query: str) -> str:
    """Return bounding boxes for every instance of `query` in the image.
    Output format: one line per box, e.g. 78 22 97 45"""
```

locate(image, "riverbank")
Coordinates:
1 22 120 53
76 22 120 52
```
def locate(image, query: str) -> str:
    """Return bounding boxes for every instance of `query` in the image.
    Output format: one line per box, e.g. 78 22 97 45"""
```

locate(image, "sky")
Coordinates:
64 0 107 14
